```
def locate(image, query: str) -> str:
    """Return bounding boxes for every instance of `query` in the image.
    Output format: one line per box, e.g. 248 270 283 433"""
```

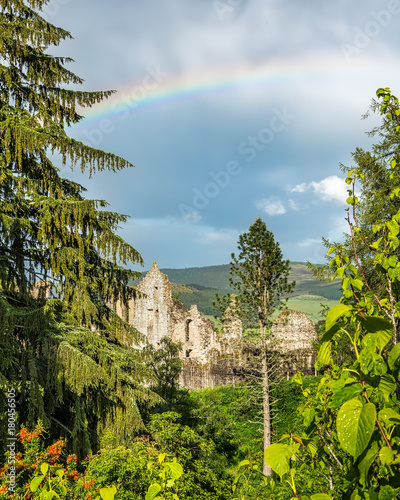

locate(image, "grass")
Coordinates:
283 295 339 323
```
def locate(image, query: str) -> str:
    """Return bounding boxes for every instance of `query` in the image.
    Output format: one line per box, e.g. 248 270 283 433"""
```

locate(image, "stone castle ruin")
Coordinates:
114 262 317 388
132 263 229 362
31 263 318 387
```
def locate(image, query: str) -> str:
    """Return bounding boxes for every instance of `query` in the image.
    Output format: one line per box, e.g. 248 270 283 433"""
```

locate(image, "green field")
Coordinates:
280 295 339 323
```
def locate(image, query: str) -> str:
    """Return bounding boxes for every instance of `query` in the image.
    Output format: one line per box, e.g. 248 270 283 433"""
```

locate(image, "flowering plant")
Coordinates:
0 423 116 499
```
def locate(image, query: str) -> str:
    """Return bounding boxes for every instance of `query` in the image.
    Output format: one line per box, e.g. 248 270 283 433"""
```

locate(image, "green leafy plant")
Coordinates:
29 461 118 500
264 88 400 500
145 453 183 500
29 462 67 498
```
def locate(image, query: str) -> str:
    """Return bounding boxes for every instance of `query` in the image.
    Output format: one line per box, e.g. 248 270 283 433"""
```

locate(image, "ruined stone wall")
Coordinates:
272 310 317 352
179 358 245 389
131 263 223 363
220 296 242 354
115 263 318 385
271 310 317 376
132 263 173 348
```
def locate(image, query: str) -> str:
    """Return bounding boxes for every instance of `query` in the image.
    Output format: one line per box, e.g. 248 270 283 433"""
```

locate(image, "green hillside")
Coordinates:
161 264 232 289
157 262 341 321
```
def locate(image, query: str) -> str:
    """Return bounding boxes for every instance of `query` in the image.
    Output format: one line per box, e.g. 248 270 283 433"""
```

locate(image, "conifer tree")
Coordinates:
0 0 157 457
217 218 295 475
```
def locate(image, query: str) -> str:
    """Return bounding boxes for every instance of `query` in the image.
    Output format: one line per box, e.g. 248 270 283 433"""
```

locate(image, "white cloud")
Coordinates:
178 210 203 224
297 238 323 248
288 198 301 211
291 175 348 204
291 182 308 194
256 197 286 216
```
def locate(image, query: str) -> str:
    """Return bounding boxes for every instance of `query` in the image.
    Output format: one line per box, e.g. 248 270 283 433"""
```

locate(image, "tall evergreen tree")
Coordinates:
217 217 295 475
0 0 157 457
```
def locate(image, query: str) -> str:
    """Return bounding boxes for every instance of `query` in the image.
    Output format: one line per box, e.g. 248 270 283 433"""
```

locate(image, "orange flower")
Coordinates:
19 428 29 444
66 454 77 464
67 470 79 480
82 479 96 490
46 440 66 463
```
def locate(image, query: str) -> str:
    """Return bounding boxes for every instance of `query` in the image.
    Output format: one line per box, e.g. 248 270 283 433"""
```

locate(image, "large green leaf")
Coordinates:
100 486 117 500
30 475 45 493
320 324 340 343
40 463 49 476
264 442 300 479
379 446 395 466
317 341 331 365
331 378 363 409
325 304 352 332
337 399 376 460
358 440 379 487
145 484 162 500
377 375 396 403
359 350 387 376
164 462 183 480
360 317 392 351
388 343 400 370
378 408 400 429
303 407 315 427
310 495 332 500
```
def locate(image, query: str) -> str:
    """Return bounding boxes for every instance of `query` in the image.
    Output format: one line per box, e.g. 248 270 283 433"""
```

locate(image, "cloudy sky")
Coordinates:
43 0 400 269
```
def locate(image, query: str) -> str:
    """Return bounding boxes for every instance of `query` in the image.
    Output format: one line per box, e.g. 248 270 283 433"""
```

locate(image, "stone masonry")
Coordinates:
113 263 318 386
271 310 317 376
130 263 227 363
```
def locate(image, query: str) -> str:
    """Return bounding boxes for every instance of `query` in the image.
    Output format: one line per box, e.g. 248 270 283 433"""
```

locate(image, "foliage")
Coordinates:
144 338 183 412
0 422 104 499
83 412 234 500
263 88 400 499
0 416 234 500
145 453 182 500
0 0 158 455
28 462 117 500
182 385 261 469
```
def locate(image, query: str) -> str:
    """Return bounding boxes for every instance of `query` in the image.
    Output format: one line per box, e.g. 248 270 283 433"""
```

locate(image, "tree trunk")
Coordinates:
260 321 272 476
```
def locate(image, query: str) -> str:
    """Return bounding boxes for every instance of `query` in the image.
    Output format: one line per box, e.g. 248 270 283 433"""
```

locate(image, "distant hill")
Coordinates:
161 262 340 298
153 262 341 318
160 264 231 289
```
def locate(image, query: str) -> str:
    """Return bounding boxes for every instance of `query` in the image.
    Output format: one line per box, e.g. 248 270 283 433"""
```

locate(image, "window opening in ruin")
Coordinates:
185 320 192 342
147 309 154 332
185 349 192 358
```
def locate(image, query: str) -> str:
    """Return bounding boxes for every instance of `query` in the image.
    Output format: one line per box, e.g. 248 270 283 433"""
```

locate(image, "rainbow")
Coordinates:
72 57 400 128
